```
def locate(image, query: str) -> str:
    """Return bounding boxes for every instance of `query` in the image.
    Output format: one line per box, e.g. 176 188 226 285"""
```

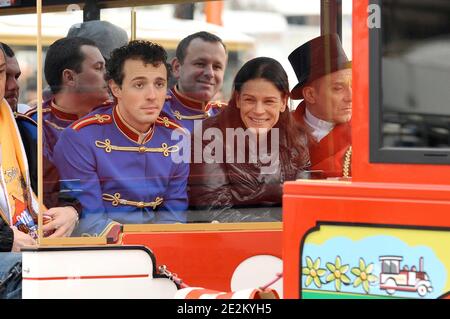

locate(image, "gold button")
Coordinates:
137 202 144 208
139 146 146 153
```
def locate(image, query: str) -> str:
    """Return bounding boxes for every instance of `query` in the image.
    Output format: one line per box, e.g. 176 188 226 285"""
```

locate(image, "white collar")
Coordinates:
304 108 335 142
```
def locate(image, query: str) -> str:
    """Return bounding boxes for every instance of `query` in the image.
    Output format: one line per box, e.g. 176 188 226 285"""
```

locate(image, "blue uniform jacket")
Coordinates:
53 105 189 236
29 100 81 162
162 86 226 134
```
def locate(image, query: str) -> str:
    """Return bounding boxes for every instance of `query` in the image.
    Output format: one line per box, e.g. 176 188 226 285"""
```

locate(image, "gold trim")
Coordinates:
172 110 209 121
72 114 111 130
123 222 283 233
159 116 173 128
343 146 352 178
37 237 108 246
95 139 178 156
102 193 164 209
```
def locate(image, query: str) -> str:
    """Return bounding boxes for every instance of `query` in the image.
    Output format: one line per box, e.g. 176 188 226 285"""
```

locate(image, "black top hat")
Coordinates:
288 33 351 100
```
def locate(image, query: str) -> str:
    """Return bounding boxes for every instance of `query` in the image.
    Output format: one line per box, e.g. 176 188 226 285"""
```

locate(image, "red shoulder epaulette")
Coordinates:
15 113 37 126
156 116 187 134
70 114 112 131
205 100 227 112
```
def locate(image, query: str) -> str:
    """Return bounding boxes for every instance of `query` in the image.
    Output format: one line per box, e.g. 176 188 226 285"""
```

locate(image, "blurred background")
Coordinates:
0 0 353 109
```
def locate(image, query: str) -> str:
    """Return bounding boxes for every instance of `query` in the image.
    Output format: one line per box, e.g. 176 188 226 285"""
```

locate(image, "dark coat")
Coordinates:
188 107 309 223
0 218 13 252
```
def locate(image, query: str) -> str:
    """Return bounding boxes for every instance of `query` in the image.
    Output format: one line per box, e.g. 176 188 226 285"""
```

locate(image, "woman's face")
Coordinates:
236 78 287 134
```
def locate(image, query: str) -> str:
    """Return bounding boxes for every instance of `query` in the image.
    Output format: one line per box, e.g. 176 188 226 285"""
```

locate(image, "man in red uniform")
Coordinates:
288 34 352 178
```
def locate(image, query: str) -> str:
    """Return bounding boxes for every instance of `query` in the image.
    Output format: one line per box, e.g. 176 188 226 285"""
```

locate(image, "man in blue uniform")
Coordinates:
163 31 228 133
36 37 111 162
24 37 111 210
53 41 189 236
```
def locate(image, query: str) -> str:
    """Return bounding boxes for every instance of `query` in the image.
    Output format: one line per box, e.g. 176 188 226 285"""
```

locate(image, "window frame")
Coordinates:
369 0 450 165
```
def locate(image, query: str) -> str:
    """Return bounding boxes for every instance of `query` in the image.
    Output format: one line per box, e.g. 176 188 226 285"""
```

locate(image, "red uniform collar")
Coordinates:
50 99 80 121
112 105 154 144
171 86 207 111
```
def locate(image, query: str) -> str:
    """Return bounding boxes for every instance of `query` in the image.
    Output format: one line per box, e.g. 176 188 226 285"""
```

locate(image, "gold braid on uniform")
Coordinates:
343 146 352 178
95 139 179 157
102 193 164 209
172 110 209 120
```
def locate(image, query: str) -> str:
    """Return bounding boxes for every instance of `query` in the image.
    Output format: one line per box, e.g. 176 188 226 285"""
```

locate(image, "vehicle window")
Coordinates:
380 1 450 150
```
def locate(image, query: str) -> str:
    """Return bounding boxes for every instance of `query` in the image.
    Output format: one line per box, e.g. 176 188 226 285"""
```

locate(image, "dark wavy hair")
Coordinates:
107 40 170 86
226 57 309 167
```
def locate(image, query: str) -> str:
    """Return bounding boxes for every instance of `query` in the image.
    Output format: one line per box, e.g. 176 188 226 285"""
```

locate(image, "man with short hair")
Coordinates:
27 37 111 212
53 41 189 236
163 31 228 133
27 37 110 163
289 34 352 178
0 43 26 114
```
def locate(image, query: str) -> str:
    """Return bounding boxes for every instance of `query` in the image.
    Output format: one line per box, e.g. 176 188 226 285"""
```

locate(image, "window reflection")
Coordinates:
381 0 450 148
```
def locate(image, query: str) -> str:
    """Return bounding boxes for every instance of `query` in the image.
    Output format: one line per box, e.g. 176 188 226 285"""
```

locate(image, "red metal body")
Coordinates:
122 229 282 291
282 0 450 299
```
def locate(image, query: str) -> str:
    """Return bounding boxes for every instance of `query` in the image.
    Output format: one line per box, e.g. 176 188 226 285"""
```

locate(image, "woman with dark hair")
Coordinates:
188 57 310 223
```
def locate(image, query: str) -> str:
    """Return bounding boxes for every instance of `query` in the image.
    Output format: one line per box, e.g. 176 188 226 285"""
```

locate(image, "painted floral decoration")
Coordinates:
325 256 351 291
302 256 327 288
351 258 378 293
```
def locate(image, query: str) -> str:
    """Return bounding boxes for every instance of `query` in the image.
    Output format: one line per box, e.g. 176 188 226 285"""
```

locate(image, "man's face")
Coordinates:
110 58 168 133
172 38 227 102
0 52 6 101
4 55 21 112
305 68 352 124
74 45 109 105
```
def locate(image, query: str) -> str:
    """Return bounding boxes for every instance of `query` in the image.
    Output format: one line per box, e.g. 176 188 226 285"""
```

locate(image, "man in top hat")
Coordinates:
289 33 352 178
163 31 228 133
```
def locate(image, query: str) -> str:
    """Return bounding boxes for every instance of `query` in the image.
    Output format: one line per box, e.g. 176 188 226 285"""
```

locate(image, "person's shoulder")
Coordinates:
15 112 37 127
206 100 227 110
24 106 39 120
69 106 113 132
155 112 188 135
202 109 225 130
162 91 177 108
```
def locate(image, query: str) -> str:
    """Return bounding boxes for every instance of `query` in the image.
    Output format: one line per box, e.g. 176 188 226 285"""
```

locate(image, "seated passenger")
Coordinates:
163 31 228 133
188 57 310 223
53 41 189 236
0 44 80 237
0 45 79 299
1 42 37 192
288 34 352 178
30 22 128 209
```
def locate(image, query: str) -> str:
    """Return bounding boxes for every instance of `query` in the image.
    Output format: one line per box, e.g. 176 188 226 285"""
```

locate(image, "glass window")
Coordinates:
371 0 450 163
